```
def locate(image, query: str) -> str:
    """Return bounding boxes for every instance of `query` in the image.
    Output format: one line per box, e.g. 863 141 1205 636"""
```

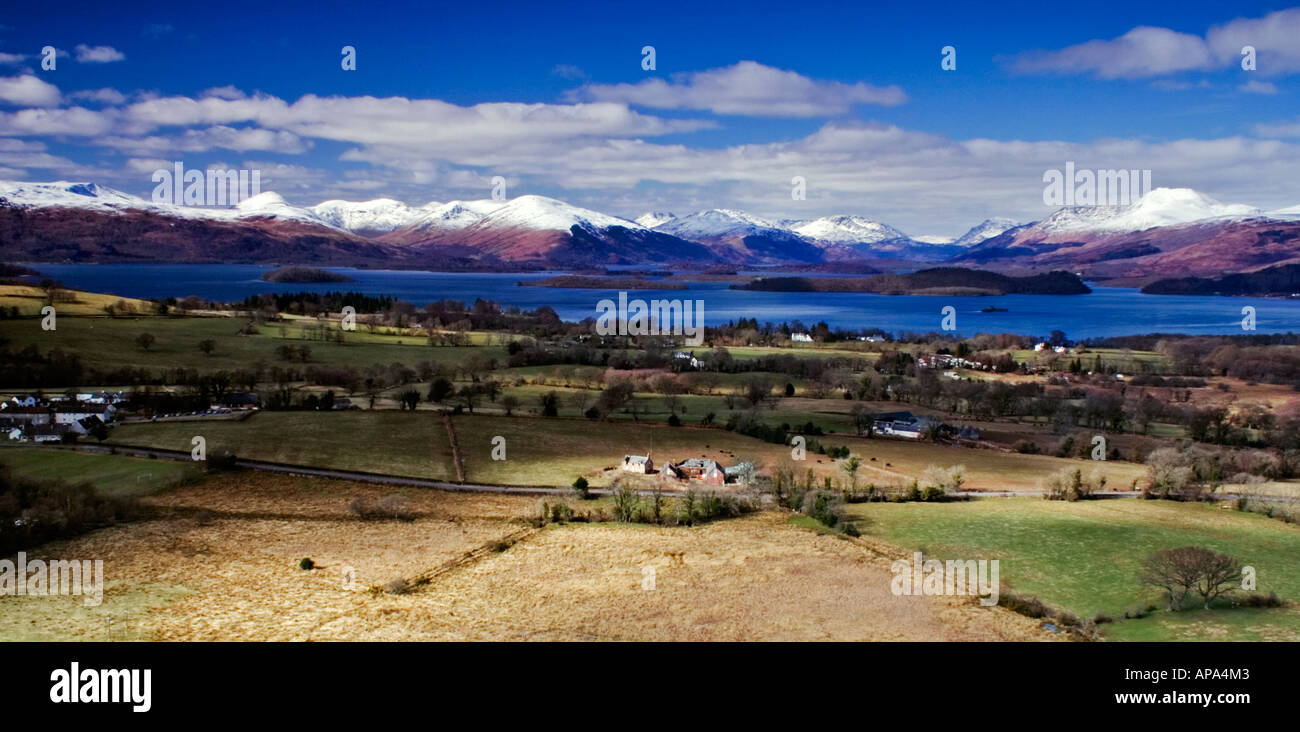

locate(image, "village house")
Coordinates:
664 457 726 485
672 351 706 369
52 403 116 426
870 411 939 439
621 455 653 474
917 354 985 371
17 423 73 443
791 332 813 343
0 406 53 425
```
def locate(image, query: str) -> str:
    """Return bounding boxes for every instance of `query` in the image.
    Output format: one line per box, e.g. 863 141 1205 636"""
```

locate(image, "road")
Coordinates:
14 442 1298 502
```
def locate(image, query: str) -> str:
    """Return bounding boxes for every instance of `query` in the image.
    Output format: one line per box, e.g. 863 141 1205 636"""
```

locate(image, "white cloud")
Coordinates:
0 52 25 65
0 106 115 135
0 75 61 107
1239 80 1278 94
74 44 125 63
1009 9 1300 79
1254 117 1300 137
1206 8 1300 74
573 61 906 117
1 79 1299 233
69 88 128 105
96 126 310 155
1008 26 1213 79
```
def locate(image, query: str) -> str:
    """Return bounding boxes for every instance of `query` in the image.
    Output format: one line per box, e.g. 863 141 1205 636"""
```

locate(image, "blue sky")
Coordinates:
2 0 1299 236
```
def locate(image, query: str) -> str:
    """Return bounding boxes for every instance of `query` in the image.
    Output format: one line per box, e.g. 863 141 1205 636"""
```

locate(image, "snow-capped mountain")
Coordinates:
5 180 1300 275
397 195 714 265
954 188 1300 279
789 215 908 245
1038 188 1260 234
236 191 342 228
654 209 784 239
953 218 1023 247
380 200 507 244
0 181 145 210
310 198 429 236
634 211 676 229
652 209 823 263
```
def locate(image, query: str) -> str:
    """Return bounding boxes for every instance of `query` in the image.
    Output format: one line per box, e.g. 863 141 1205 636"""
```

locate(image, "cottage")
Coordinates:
791 333 813 343
621 455 654 474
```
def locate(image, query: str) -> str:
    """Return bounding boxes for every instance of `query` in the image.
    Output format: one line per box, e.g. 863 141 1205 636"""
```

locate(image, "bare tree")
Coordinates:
1140 546 1242 611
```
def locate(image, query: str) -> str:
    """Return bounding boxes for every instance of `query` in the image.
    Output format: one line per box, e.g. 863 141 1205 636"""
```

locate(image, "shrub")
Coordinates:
1123 603 1157 620
667 413 682 427
998 589 1050 619
299 557 315 571
1013 439 1040 454
1237 591 1283 608
571 476 589 499
204 450 239 473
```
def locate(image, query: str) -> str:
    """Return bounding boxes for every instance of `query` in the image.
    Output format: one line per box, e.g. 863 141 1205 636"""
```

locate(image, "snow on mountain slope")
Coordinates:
310 198 427 234
472 195 641 233
0 181 153 211
1040 188 1260 234
634 211 676 228
913 235 956 245
234 191 340 228
954 218 1022 246
655 209 784 239
790 215 908 244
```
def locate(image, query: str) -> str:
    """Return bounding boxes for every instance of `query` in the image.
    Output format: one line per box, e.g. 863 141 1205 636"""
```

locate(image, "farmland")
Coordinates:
0 470 1046 642
103 410 1146 491
848 497 1300 641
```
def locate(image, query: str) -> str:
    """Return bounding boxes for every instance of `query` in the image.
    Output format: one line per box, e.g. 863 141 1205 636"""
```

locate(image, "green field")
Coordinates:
108 411 459 481
848 497 1300 641
104 411 780 487
0 314 502 373
104 409 1146 492
0 446 200 497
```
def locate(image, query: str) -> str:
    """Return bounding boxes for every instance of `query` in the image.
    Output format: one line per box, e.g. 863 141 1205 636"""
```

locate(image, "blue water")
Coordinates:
25 263 1300 339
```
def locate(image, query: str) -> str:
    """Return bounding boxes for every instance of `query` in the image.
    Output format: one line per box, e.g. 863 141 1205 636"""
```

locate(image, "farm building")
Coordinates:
870 411 940 439
664 458 726 485
621 455 654 474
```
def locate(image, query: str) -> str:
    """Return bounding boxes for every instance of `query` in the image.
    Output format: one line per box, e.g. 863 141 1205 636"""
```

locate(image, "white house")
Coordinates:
52 404 115 425
621 455 654 474
791 333 813 343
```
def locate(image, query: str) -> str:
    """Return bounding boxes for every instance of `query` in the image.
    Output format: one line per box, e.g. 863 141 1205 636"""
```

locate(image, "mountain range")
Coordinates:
2 180 1299 282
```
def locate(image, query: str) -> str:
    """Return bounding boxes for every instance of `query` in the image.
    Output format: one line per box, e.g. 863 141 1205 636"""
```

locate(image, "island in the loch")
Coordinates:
259 266 354 283
732 267 1091 296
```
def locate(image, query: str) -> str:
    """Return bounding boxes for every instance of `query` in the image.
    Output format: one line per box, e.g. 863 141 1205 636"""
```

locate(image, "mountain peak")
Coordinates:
635 211 676 228
1041 187 1260 234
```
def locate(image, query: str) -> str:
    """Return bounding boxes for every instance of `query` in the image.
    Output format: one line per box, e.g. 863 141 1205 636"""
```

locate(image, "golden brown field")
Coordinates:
0 472 1048 642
